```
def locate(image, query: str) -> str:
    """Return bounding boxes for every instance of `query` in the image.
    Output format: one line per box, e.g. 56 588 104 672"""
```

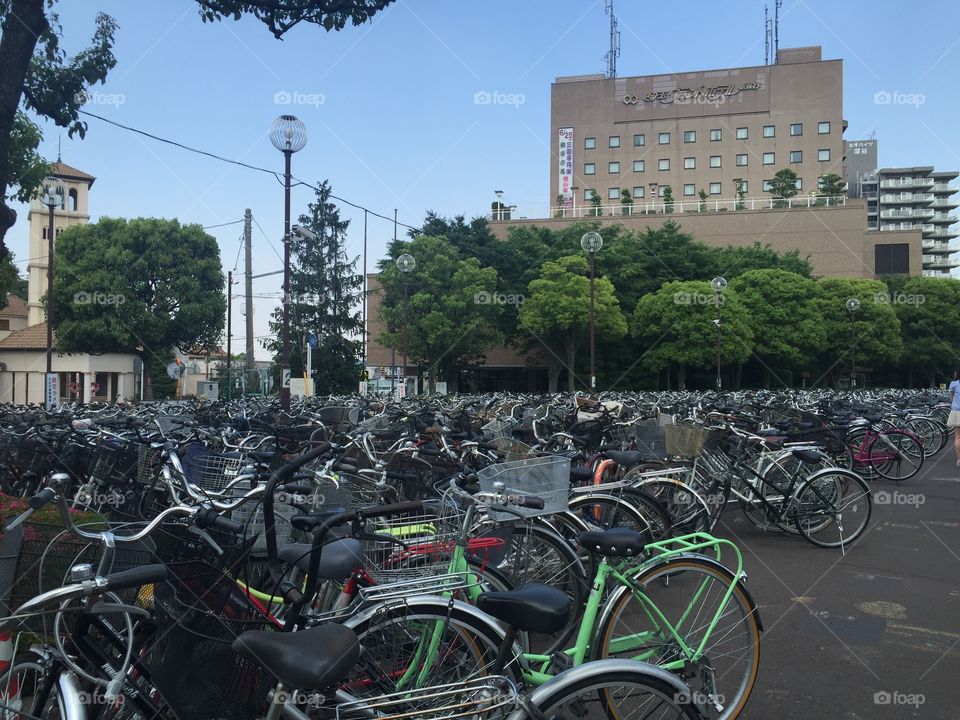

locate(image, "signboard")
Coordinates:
281 368 291 388
558 127 573 208
614 69 770 122
45 373 59 411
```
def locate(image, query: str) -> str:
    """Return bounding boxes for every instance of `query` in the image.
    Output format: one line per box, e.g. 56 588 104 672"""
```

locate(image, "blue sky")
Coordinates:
8 0 960 358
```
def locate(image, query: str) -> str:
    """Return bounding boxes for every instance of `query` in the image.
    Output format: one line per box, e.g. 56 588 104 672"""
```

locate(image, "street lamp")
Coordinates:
711 276 727 390
846 297 860 389
494 190 504 221
396 253 416 396
581 232 603 392
270 114 307 410
649 182 659 212
41 176 65 378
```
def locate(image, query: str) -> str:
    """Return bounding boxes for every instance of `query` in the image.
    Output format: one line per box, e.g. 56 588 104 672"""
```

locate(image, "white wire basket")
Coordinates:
477 455 571 521
334 676 517 720
362 505 466 584
190 453 245 491
481 418 512 440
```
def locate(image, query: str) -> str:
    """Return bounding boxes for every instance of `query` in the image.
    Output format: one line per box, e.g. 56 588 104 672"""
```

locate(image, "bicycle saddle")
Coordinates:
790 448 824 465
577 527 647 558
278 538 364 579
603 450 648 467
232 624 360 690
477 583 571 635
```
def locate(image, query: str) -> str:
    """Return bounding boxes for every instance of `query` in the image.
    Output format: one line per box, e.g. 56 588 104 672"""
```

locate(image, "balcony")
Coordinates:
880 177 934 189
932 183 959 193
922 256 960 269
931 198 960 209
932 212 958 223
922 240 952 254
879 193 934 204
929 229 960 240
879 208 934 220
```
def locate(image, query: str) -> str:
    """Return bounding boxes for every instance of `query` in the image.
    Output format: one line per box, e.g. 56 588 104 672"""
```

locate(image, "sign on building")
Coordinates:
558 127 573 208
45 373 59 411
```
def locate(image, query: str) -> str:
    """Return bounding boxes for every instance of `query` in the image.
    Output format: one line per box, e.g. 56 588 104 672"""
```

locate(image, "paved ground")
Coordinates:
714 446 960 719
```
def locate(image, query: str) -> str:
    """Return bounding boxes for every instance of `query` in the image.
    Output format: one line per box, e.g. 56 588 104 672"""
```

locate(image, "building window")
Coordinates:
0 319 8 331
585 137 596 149
683 184 696 196
42 227 47 240
633 133 645 146
789 123 803 136
659 186 668 197
633 186 645 198
736 154 748 166
609 162 620 174
584 188 595 200
762 180 774 191
737 180 749 193
584 163 596 175
658 132 670 145
790 150 803 163
609 136 620 148
818 148 831 161
608 188 620 200
818 121 831 134
658 159 670 171
736 127 748 140
794 178 803 191
633 160 645 172
762 152 775 165
763 125 775 138
684 157 696 170
710 129 722 141
709 155 721 168
683 130 696 143
68 188 78 212
709 182 721 195
875 243 909 274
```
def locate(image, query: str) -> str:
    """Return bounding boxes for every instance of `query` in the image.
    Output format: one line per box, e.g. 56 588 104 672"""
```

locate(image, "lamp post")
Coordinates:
396 254 416 396
733 177 744 210
711 276 727 390
494 190 504 221
41 176 65 378
571 186 579 218
846 297 860 389
581 232 603 392
270 115 307 411
649 182 659 212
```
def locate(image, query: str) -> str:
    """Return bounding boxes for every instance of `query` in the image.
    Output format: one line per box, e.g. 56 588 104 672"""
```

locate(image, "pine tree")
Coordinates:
265 181 364 395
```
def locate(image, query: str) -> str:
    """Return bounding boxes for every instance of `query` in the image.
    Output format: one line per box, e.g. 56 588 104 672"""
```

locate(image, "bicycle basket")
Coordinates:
664 425 710 457
334 675 517 720
476 455 571 521
634 424 667 460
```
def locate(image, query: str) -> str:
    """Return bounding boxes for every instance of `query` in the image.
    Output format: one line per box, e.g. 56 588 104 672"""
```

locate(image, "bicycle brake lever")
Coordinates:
189 526 224 555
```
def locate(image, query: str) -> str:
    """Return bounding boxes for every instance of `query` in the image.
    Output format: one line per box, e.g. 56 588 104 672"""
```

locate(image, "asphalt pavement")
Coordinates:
714 445 960 719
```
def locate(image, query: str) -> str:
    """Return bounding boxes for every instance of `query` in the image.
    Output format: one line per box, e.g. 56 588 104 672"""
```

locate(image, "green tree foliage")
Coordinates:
195 0 395 37
815 278 902 384
52 217 225 399
768 169 799 200
631 280 754 389
818 173 846 197
0 250 25 309
518 255 627 392
265 181 363 395
889 276 960 386
712 242 813 280
729 270 826 386
378 236 503 393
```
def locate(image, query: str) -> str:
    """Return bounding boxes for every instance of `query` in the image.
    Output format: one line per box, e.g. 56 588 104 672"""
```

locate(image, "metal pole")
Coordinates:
46 202 55 375
244 209 254 376
226 270 232 400
281 149 292 411
589 252 596 392
402 273 409 395
850 313 856 389
362 209 368 366
715 294 722 390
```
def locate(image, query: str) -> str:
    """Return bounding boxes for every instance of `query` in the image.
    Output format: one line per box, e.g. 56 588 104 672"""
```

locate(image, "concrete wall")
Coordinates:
0 351 138 404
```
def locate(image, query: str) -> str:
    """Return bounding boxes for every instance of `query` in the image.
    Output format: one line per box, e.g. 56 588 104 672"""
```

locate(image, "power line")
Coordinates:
79 110 420 232
250 214 285 265
203 219 244 230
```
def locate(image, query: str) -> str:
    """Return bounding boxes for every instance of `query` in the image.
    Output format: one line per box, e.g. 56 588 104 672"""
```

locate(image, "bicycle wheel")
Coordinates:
531 663 704 719
868 430 924 482
733 474 789 534
844 427 878 480
597 558 761 720
629 478 713 535
342 598 522 698
0 651 64 720
902 417 945 458
793 469 872 549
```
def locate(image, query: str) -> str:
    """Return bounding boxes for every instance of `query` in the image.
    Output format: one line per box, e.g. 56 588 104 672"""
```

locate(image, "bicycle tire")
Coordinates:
0 651 65 720
793 469 872 549
868 429 924 482
596 557 762 720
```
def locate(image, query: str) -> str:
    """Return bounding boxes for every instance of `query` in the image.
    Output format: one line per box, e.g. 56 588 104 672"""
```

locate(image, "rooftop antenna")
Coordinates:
604 0 620 79
57 137 61 163
774 0 782 62
764 5 770 65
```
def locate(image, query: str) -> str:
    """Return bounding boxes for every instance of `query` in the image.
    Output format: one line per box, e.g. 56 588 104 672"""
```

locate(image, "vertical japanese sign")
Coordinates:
558 127 574 208
45 373 59 411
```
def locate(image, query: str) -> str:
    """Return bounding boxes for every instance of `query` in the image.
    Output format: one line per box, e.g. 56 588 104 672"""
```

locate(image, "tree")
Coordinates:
814 278 902 386
620 188 633 216
662 186 674 213
264 181 363 395
518 255 627 392
890 276 960 387
697 188 707 212
728 270 826 386
0 250 25 308
818 173 846 197
768 169 799 201
631 280 753 389
377 235 503 393
52 217 225 399
588 190 602 217
0 0 395 254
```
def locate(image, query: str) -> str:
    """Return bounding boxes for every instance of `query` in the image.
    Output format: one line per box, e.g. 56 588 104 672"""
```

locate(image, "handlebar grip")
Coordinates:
333 462 358 474
103 564 169 593
515 495 545 510
384 470 420 482
279 481 314 496
29 487 58 510
359 500 424 519
195 506 244 534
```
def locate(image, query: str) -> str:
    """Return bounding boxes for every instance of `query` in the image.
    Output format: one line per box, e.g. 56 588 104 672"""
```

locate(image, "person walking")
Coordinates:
949 370 960 466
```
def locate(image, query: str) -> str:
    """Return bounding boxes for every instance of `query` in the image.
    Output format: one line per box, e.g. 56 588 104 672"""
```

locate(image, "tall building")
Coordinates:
551 46 845 210
844 139 877 200
874 166 959 277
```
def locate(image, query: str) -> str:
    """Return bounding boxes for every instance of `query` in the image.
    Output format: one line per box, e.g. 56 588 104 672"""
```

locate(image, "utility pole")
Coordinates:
244 209 254 377
226 271 233 399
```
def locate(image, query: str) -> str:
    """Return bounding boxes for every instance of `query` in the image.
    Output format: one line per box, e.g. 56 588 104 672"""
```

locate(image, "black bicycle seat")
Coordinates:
577 527 648 558
477 583 571 635
603 450 647 467
232 624 359 690
277 538 364 579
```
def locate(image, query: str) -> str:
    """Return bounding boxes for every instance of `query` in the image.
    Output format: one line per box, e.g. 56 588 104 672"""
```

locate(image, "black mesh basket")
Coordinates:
149 561 274 720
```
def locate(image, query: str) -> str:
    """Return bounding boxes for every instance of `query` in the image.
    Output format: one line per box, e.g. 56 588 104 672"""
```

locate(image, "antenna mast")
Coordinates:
764 5 771 65
774 0 782 62
604 0 620 79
